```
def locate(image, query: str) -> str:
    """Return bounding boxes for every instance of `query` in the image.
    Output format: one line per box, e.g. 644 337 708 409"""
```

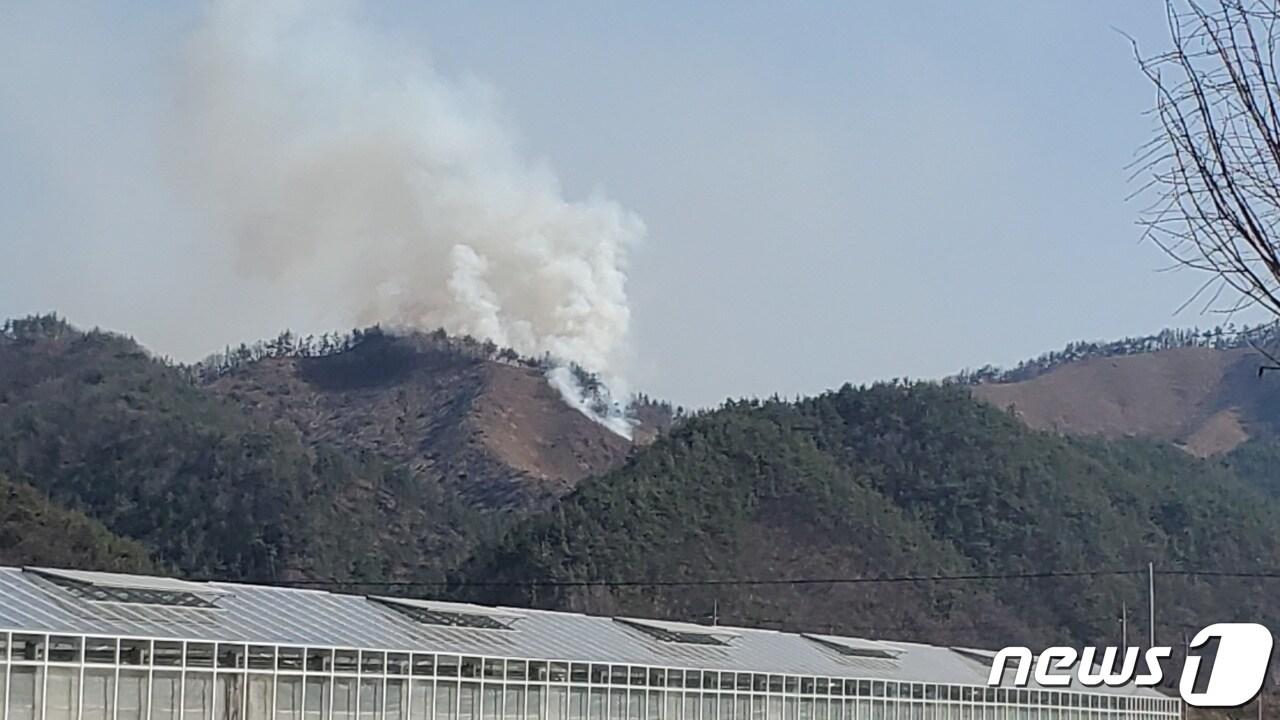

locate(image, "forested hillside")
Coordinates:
3 313 1280 657
461 383 1280 650
0 316 506 582
0 475 154 572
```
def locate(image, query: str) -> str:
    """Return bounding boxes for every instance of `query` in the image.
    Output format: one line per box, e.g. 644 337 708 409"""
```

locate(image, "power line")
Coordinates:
199 568 1147 590
193 566 1280 592
1159 569 1280 580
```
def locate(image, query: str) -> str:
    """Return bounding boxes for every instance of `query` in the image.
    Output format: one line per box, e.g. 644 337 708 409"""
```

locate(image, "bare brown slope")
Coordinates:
207 331 637 508
971 346 1280 455
471 363 633 494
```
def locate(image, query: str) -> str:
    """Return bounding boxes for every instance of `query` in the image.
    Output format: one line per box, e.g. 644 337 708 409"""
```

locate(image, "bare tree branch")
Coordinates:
1135 0 1280 321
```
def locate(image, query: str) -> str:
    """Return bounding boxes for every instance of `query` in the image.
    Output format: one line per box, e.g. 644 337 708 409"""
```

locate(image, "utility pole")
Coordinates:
1148 562 1156 649
1182 631 1189 720
1121 597 1131 653
1120 601 1129 655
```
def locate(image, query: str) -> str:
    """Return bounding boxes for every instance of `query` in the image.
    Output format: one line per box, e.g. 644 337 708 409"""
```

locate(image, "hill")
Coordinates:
0 474 154 572
0 315 654 583
970 345 1280 455
202 328 649 508
5 313 1280 657
460 382 1280 651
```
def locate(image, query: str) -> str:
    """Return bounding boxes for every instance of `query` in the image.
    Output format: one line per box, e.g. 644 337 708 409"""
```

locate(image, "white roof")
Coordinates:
0 567 1164 700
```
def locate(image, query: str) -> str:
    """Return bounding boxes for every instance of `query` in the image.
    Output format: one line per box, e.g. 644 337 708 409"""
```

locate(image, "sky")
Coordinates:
0 1 1247 408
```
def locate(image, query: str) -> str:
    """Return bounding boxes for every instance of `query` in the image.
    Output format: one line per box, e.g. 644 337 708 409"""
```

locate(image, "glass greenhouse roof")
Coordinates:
0 566 1163 700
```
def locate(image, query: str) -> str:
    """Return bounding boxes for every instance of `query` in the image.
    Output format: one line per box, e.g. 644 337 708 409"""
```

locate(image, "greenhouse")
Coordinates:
0 567 1178 720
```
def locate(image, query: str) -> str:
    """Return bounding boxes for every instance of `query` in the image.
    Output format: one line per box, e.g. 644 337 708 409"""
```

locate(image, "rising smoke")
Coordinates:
173 0 643 435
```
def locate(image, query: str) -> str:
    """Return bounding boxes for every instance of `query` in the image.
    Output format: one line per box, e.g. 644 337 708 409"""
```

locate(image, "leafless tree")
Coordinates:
1134 1 1280 325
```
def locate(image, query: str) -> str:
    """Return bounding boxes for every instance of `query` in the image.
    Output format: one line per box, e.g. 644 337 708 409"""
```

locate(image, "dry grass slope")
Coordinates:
208 331 641 508
971 346 1280 455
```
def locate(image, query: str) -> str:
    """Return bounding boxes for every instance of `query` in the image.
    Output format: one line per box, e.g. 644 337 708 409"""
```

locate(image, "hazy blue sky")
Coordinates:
0 1 1245 407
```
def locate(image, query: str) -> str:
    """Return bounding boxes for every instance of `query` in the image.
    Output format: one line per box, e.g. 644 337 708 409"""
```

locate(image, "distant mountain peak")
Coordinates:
201 324 667 507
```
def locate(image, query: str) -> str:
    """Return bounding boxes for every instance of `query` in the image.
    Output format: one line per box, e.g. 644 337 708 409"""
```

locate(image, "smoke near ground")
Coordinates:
174 0 642 431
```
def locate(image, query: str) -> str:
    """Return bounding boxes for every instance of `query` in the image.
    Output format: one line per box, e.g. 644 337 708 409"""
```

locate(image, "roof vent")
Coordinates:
802 634 903 660
25 567 227 609
614 617 739 647
950 646 998 664
370 597 524 630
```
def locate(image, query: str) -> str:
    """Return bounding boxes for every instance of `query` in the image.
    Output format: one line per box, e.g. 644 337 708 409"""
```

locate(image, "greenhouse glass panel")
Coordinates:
119 671 148 720
611 690 625 720
529 687 545 720
306 678 332 720
549 687 568 720
504 687 524 720
336 678 360 720
482 686 500 720
409 681 432 720
185 673 215 720
82 667 115 720
388 679 408 720
278 676 304 720
461 683 480 720
627 690 642 720
151 672 180 720
590 690 605 720
681 694 697 720
248 675 273 720
435 683 458 720
217 674 244 720
359 679 383 720
45 667 77 720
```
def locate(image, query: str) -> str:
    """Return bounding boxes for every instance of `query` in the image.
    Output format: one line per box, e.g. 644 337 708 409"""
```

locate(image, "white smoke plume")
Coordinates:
174 0 641 433
546 366 635 439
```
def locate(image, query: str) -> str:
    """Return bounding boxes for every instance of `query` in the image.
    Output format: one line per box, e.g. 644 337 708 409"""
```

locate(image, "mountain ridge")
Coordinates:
0 315 650 582
971 344 1280 455
204 329 643 508
458 382 1280 651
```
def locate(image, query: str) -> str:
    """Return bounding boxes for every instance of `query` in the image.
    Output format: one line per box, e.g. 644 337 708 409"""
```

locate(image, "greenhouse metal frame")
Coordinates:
0 568 1180 720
